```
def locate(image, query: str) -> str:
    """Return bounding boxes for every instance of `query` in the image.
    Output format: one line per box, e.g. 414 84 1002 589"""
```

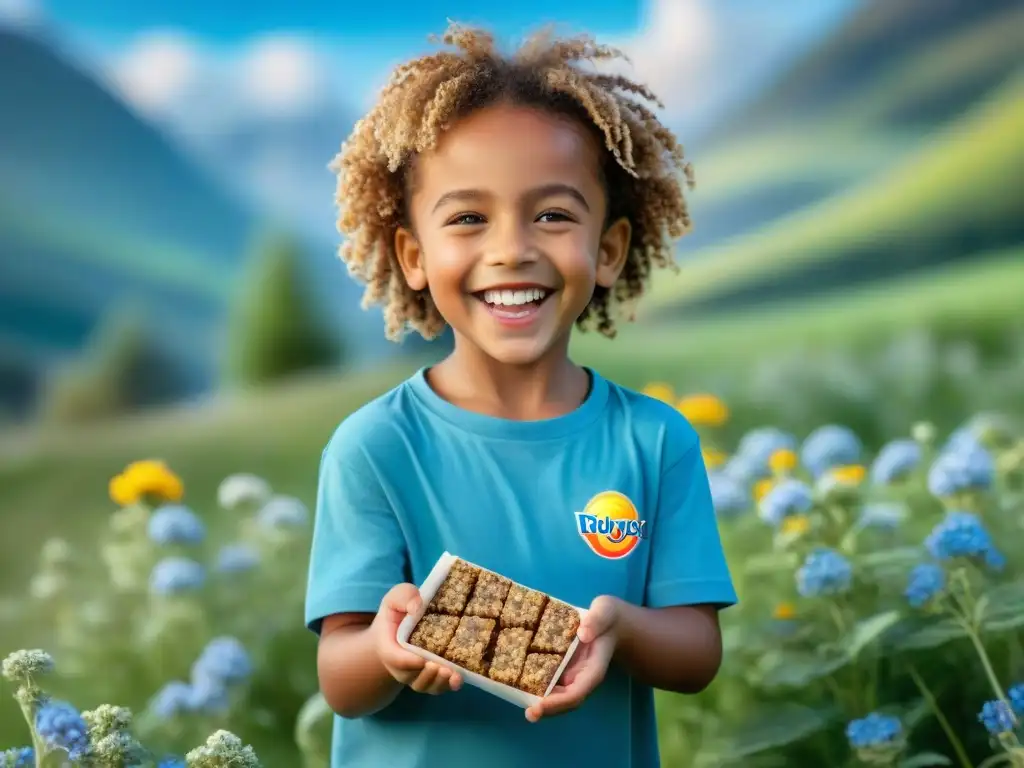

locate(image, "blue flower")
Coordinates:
193 637 252 686
0 747 34 767
148 681 194 720
978 699 1017 735
927 442 995 498
924 512 1004 569
147 504 206 546
149 557 206 596
870 439 922 484
904 563 945 608
157 757 186 768
758 479 813 526
709 473 749 518
722 454 763 483
796 548 852 597
187 674 230 715
846 712 903 750
800 425 862 478
34 700 90 762
256 495 309 529
1009 684 1024 716
215 543 260 574
736 427 798 471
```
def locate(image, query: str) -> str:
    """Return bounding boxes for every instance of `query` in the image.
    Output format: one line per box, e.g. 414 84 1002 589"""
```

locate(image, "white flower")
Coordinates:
218 474 272 511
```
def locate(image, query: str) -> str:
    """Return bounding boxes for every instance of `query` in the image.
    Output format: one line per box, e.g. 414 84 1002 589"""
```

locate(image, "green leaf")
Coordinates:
842 610 901 660
980 578 1024 633
756 648 850 688
714 703 837 760
899 753 953 768
888 616 967 652
743 551 800 575
857 547 922 577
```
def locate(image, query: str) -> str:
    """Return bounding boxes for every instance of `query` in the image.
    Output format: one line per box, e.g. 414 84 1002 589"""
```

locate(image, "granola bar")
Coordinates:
443 616 495 675
517 653 562 695
407 614 460 656
487 628 533 686
499 584 547 630
464 571 513 619
531 600 581 654
427 559 481 615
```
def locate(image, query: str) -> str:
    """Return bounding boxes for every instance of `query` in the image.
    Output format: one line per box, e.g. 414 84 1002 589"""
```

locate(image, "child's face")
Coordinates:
395 102 631 366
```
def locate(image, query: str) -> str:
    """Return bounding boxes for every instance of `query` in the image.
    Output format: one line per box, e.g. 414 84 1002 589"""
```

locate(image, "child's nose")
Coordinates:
484 221 538 267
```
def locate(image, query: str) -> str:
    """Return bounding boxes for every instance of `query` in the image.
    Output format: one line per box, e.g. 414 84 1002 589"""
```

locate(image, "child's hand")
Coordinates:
525 596 620 722
372 583 463 695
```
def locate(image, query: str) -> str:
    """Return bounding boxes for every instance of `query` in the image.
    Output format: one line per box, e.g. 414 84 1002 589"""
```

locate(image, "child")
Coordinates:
305 22 737 768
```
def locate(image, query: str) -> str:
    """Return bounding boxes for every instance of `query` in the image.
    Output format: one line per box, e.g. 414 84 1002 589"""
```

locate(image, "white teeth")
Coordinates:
482 288 548 306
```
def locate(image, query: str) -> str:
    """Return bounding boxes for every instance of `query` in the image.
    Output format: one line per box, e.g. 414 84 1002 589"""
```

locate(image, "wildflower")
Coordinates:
217 473 272 511
796 548 853 597
859 503 906 530
35 700 91 762
641 382 675 404
911 421 936 445
39 538 73 569
158 758 187 768
768 448 798 474
150 557 206 596
927 442 995 498
780 515 810 536
924 511 1004 569
256 496 309 529
723 454 765 483
109 459 184 506
1009 684 1024 716
2 649 54 682
91 731 147 765
737 427 798 467
192 637 252 686
184 729 260 768
149 681 195 720
188 674 231 715
904 563 946 608
753 478 775 503
215 543 260 574
701 447 727 469
759 480 813 527
846 712 905 763
709 473 749 518
800 425 862 478
978 699 1017 735
0 747 34 766
82 704 133 736
677 394 729 427
871 439 922 484
772 602 796 621
148 505 206 547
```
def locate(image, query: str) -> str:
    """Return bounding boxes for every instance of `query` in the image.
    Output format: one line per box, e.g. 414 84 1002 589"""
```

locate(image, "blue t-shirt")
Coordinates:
305 367 737 768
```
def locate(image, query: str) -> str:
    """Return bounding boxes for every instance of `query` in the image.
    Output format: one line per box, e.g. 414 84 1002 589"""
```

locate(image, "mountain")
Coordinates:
0 27 259 414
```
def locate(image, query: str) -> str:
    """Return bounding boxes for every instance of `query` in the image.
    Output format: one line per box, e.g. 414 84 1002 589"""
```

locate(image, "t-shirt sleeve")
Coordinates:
644 439 738 610
304 434 408 634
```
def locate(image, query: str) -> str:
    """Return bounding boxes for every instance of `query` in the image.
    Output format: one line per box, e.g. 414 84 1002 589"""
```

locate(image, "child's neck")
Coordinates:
426 337 590 421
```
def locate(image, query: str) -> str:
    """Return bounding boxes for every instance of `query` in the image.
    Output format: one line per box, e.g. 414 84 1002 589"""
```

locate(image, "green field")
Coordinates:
647 73 1024 314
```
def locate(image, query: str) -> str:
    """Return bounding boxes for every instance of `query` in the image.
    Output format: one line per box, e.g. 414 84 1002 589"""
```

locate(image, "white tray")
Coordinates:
396 551 585 708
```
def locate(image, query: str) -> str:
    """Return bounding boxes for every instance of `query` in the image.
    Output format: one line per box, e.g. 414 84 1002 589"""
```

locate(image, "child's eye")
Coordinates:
536 210 574 223
447 213 486 226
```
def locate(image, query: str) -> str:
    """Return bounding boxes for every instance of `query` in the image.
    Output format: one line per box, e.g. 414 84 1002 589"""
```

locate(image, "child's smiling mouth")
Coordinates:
471 284 555 326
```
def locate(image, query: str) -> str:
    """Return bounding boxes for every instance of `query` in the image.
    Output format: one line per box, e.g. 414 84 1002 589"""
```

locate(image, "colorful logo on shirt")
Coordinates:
575 491 646 560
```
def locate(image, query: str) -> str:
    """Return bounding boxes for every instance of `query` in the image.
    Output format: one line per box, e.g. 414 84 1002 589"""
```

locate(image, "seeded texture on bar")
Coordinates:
531 600 581 654
408 614 460 656
487 628 533 686
427 559 481 615
443 616 496 675
465 571 513 619
517 653 562 695
499 584 548 630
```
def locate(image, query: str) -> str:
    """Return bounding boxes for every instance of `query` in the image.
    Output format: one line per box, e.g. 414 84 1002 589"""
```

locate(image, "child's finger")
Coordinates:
408 662 440 692
424 665 455 694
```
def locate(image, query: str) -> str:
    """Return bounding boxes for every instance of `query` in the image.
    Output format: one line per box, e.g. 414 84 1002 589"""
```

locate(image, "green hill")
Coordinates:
649 73 1024 316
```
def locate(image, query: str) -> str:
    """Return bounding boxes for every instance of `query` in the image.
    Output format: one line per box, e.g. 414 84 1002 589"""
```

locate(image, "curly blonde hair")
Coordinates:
330 21 695 341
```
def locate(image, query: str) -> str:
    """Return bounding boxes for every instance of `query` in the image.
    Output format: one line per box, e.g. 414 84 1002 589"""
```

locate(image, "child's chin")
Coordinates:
480 336 554 366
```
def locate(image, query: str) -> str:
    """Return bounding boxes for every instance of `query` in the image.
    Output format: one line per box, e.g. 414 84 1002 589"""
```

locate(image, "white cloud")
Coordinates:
237 35 326 117
112 30 200 116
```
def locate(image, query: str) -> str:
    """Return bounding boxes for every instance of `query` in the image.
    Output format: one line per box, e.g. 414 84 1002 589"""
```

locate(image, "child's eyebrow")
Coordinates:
432 184 591 214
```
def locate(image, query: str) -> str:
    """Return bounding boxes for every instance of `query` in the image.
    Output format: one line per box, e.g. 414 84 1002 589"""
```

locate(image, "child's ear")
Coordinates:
394 227 428 291
595 217 632 288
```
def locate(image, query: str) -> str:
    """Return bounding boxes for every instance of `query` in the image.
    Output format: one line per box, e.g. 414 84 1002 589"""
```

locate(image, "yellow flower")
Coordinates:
109 459 184 506
677 394 729 427
773 602 796 621
641 382 676 404
769 449 798 474
754 478 775 503
781 515 811 536
702 448 727 469
829 464 866 486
